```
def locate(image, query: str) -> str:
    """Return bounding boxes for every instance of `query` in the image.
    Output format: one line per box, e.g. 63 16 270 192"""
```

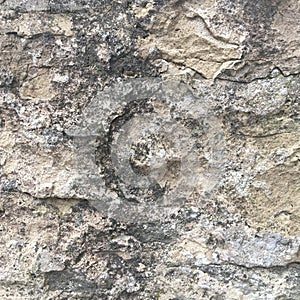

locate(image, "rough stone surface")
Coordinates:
0 0 299 299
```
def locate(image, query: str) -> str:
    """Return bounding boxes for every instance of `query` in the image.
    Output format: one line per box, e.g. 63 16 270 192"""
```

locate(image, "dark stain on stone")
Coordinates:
45 269 98 292
95 98 159 203
127 221 177 243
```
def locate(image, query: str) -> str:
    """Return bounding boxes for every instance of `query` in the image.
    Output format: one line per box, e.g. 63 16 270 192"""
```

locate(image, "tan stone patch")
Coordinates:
131 2 154 18
0 13 74 37
20 69 54 100
0 130 15 150
52 14 74 37
138 1 242 78
271 0 300 74
247 161 299 236
244 134 300 236
45 198 80 215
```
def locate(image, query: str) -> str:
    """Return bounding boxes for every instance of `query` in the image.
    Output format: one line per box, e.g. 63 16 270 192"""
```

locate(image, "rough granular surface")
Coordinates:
0 1 299 299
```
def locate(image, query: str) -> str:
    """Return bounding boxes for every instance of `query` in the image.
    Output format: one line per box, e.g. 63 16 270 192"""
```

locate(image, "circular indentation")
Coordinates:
70 78 225 222
96 96 219 207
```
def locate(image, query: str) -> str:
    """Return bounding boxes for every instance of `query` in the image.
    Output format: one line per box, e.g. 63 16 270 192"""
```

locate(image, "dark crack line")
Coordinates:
167 261 300 272
215 66 300 84
235 131 298 139
162 58 300 83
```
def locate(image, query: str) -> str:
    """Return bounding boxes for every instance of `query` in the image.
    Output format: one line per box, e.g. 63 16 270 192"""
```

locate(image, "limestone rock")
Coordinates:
0 0 299 299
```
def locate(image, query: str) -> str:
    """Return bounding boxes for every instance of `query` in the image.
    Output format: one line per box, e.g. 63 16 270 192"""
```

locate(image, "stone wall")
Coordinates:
0 0 299 299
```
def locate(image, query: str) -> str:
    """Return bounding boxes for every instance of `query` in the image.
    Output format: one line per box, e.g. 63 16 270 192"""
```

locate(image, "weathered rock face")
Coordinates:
0 0 299 299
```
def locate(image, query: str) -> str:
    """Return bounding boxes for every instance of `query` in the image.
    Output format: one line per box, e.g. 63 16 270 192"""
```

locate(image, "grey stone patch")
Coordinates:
160 263 300 299
0 70 14 87
49 0 88 12
1 179 17 192
45 269 98 292
1 0 49 11
223 231 300 268
67 77 225 223
223 74 298 115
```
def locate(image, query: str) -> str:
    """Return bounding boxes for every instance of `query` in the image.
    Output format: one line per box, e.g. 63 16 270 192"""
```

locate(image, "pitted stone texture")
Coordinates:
0 13 74 37
215 0 300 81
67 78 225 223
139 0 300 81
1 0 49 11
0 0 299 299
139 0 243 79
